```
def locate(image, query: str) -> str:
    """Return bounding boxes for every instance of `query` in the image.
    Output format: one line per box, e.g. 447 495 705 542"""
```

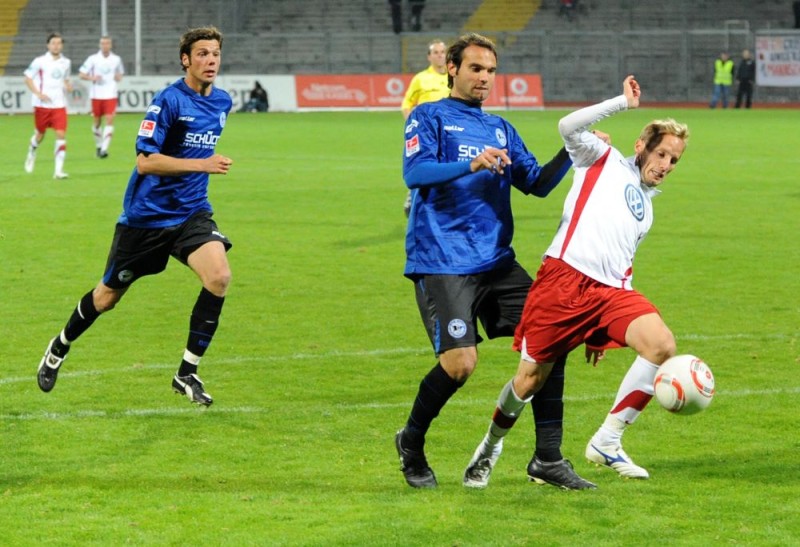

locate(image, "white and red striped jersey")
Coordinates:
24 52 71 109
544 95 658 289
79 50 124 99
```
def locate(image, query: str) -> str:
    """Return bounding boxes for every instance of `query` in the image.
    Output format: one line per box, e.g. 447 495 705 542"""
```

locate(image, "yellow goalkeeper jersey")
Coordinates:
401 65 449 111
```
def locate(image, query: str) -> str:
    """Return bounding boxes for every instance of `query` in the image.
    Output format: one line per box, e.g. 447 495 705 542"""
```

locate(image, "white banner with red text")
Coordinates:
756 34 800 87
0 73 544 114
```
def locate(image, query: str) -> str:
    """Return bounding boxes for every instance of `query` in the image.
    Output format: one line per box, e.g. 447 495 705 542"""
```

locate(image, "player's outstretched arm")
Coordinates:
136 153 233 176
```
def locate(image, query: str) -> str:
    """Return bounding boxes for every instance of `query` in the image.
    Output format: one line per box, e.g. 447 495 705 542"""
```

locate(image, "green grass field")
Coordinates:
0 106 798 545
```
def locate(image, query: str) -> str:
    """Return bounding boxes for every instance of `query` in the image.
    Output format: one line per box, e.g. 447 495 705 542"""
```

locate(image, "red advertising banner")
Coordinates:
502 74 544 108
372 74 414 107
295 75 371 107
295 74 413 108
295 74 543 109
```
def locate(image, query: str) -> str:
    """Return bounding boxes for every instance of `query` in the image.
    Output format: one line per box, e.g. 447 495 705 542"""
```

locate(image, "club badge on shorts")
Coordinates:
448 319 467 339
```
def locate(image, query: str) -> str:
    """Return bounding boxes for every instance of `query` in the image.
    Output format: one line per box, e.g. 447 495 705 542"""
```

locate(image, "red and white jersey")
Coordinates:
24 52 71 108
79 50 124 99
544 95 659 289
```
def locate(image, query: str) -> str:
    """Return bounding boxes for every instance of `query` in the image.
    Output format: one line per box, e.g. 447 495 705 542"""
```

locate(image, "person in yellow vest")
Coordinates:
709 51 734 109
402 39 449 217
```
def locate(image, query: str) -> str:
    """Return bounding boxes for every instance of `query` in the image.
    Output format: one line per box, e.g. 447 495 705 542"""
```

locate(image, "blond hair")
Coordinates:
638 118 690 152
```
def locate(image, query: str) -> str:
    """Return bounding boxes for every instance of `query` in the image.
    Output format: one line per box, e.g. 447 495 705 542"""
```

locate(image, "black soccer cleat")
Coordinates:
98 150 109 159
172 373 213 406
37 337 67 393
527 456 597 490
395 429 438 488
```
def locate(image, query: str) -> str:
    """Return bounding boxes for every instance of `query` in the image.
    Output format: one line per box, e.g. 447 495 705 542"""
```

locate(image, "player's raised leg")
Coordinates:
173 239 230 406
587 313 675 479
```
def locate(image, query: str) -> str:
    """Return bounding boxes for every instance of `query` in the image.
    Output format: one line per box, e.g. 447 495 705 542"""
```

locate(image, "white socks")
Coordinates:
483 379 531 450
54 139 66 174
592 355 659 446
101 125 113 153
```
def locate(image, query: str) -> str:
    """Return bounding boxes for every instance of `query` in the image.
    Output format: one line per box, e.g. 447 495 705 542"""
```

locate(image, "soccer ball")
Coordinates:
653 355 715 415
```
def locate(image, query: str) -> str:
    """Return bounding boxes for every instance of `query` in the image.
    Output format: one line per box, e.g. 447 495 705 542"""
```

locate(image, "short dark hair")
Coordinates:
446 32 497 88
179 26 223 72
46 33 62 44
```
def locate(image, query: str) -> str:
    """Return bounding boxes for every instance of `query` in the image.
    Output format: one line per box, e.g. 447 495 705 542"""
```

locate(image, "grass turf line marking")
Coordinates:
3 332 793 388
1 388 798 422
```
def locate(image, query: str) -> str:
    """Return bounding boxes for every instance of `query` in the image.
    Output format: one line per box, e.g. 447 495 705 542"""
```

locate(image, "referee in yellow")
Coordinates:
402 39 449 216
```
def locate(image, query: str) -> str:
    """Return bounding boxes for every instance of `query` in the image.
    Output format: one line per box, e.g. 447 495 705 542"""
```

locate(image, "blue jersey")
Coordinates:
119 78 232 228
403 97 571 277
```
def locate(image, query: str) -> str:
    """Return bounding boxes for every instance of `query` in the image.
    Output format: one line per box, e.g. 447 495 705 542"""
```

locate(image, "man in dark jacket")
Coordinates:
735 49 756 109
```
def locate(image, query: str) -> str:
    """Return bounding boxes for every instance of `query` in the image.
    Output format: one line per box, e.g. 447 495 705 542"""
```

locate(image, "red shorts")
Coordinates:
92 98 118 118
513 258 659 362
34 107 68 133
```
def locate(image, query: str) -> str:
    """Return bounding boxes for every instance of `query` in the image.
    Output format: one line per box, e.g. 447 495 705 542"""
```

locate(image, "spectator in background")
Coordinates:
409 0 426 32
239 81 269 112
79 35 125 158
794 1 800 29
709 51 733 109
401 39 449 217
560 0 578 21
389 0 402 33
23 32 72 179
734 49 755 109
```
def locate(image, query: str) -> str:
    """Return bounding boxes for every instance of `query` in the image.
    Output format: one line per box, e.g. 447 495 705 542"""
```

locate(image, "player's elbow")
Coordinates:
136 154 153 175
557 118 572 140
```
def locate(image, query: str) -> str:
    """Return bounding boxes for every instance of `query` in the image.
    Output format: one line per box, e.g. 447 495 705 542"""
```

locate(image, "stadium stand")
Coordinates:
463 0 541 33
0 0 29 75
1 0 797 103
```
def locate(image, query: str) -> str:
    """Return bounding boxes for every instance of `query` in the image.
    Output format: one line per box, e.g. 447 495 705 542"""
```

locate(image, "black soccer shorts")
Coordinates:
413 261 533 355
101 211 232 289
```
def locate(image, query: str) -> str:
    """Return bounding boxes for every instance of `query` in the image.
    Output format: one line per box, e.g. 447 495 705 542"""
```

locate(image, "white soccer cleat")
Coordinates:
463 439 503 488
53 172 69 180
25 151 36 173
586 441 650 479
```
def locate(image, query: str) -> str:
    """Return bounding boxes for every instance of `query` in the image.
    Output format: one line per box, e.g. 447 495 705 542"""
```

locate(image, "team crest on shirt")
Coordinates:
625 184 645 221
219 112 227 128
448 319 467 339
138 120 156 137
495 128 507 147
405 134 420 157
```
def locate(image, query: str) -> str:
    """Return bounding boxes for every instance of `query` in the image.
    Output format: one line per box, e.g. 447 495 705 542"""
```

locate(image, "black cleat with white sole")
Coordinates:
37 338 68 392
172 373 213 406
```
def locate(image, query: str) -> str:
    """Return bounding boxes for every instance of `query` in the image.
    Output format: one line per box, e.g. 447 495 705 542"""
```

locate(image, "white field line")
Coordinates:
1 386 797 422
3 331 790 389
1 386 798 421
2 334 795 421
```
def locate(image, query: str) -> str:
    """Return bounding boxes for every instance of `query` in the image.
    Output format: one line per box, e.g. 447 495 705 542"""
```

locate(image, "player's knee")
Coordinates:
205 269 231 296
451 358 476 382
440 349 477 382
93 291 122 313
649 329 676 364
